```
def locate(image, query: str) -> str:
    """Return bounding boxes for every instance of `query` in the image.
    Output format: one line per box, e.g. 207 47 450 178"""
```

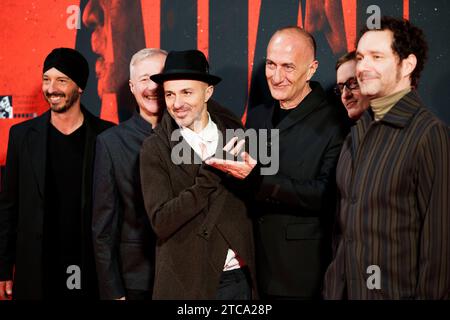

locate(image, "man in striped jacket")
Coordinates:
324 16 449 299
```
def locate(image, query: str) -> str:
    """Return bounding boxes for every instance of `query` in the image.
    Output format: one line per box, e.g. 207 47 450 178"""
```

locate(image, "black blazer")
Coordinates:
92 113 156 299
0 106 114 299
246 81 348 298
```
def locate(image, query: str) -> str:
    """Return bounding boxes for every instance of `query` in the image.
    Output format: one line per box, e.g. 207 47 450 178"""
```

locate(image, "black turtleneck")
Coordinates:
272 105 294 127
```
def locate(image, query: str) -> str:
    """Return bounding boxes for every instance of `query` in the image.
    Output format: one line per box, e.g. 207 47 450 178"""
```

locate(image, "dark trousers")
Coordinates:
216 267 252 300
126 289 152 301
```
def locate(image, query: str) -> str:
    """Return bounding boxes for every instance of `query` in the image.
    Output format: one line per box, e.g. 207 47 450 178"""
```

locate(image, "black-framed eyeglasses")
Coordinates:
334 77 359 95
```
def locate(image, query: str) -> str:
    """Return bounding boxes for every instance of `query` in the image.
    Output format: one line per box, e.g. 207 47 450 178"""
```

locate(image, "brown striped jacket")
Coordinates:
323 91 450 299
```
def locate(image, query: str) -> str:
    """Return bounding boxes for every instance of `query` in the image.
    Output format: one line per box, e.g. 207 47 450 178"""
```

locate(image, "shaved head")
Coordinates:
270 26 316 61
265 26 319 108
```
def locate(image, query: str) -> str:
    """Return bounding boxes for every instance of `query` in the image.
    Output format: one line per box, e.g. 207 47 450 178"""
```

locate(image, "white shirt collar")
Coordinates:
179 112 219 159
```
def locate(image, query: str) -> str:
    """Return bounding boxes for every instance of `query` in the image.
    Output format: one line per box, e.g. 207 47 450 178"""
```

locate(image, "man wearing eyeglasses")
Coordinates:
335 51 370 121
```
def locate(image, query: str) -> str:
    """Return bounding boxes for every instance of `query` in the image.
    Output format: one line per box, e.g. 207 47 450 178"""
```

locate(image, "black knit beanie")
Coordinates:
43 48 89 90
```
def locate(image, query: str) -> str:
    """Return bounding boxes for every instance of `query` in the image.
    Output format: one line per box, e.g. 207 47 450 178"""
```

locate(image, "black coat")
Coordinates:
92 113 155 299
0 106 114 299
246 81 347 298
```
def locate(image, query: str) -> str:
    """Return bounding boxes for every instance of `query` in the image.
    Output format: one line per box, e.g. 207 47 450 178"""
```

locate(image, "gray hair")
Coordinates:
129 48 167 79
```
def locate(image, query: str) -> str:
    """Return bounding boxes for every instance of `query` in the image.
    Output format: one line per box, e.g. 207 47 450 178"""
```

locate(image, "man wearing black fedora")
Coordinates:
139 50 257 299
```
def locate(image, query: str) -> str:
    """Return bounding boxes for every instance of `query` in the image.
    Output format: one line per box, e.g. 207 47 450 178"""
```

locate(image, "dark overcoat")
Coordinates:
140 100 257 299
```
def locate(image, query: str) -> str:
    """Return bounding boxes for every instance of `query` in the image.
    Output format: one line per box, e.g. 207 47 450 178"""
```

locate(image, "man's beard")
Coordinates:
46 88 80 113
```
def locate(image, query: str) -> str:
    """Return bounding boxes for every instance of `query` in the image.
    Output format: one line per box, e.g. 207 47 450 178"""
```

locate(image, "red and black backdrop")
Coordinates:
1 0 449 170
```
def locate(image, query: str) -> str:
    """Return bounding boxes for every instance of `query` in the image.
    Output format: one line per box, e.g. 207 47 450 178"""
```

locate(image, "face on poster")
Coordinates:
82 0 145 106
1 0 447 167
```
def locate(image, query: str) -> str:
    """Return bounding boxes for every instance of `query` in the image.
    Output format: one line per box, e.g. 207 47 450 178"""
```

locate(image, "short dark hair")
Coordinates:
335 51 356 71
359 16 428 88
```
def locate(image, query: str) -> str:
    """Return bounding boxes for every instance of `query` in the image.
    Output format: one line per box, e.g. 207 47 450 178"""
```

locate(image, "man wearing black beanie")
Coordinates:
0 47 115 299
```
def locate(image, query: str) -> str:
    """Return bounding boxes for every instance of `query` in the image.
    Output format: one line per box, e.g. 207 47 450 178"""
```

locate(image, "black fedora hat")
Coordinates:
151 50 221 85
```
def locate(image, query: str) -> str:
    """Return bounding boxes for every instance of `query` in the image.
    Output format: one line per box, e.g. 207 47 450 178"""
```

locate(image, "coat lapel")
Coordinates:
350 110 372 161
379 90 422 128
276 81 326 133
263 104 275 130
276 102 317 132
81 109 96 212
27 111 50 198
162 113 201 179
350 90 422 161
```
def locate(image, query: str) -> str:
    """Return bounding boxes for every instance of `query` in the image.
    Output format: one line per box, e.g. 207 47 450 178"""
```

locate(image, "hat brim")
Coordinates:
151 70 221 85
